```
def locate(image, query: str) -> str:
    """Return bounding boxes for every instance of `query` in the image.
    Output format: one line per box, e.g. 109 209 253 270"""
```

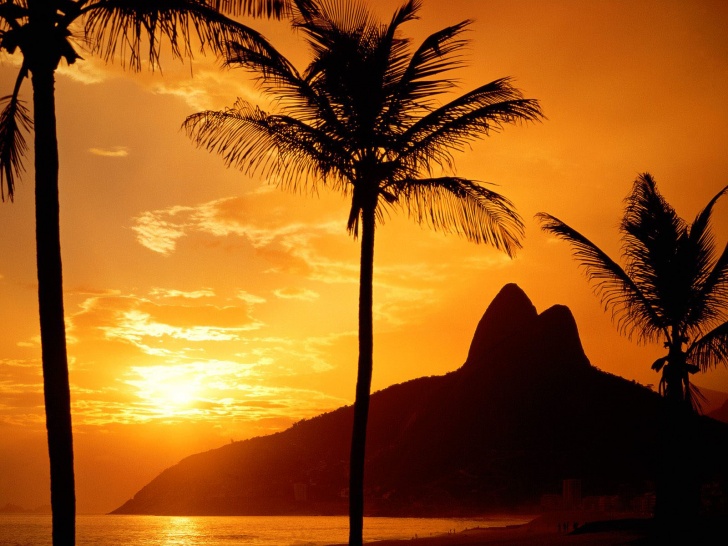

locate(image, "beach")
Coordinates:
332 511 728 546
331 512 656 546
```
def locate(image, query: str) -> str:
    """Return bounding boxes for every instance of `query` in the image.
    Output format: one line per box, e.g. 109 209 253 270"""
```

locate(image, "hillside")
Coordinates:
112 284 728 516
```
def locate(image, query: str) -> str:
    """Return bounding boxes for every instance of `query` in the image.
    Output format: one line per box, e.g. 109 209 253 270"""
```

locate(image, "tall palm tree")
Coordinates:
184 1 543 543
0 1 291 544
537 173 728 530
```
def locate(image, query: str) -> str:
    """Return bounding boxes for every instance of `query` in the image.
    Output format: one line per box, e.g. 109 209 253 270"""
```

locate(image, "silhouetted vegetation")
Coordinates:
538 173 728 537
184 1 542 543
0 2 291 544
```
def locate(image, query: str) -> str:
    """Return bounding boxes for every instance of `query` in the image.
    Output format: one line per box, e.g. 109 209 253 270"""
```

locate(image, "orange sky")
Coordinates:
1 0 727 514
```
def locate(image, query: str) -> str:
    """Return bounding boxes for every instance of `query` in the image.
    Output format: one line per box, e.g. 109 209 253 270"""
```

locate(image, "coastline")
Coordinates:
328 511 654 546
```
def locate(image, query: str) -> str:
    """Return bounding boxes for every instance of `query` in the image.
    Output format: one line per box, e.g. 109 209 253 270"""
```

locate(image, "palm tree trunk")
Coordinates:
31 62 76 546
349 204 376 546
655 353 698 539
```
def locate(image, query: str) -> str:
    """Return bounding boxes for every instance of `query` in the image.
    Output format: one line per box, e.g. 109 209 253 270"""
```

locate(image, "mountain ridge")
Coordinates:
112 284 728 516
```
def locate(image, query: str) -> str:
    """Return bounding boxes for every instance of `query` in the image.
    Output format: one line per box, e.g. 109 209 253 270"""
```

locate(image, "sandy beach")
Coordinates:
328 511 728 546
359 519 650 546
327 510 728 546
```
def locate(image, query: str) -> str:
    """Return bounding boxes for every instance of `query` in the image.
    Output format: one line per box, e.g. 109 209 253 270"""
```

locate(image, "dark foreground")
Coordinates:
330 512 728 546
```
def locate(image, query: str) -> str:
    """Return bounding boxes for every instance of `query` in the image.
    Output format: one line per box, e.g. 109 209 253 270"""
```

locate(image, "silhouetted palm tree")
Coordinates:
184 1 542 543
0 1 290 544
537 173 728 531
538 173 728 409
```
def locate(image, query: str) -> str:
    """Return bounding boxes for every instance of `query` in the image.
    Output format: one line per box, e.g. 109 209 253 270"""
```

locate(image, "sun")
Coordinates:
155 381 199 409
126 365 204 418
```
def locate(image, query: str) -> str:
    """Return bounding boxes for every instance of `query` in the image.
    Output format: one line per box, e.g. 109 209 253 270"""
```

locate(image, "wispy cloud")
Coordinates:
132 209 190 255
149 67 266 111
69 293 263 359
237 291 267 305
129 194 510 328
69 361 348 426
273 287 319 301
131 197 343 261
88 146 129 158
56 55 112 85
149 288 216 299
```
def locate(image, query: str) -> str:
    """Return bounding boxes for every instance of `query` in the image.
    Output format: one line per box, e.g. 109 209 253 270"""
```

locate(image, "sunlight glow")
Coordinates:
127 365 204 418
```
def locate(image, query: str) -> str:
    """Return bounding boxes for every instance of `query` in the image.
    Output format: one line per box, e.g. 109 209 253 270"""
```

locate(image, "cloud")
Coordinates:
0 359 45 427
68 292 263 359
129 194 508 328
100 305 262 355
273 287 319 301
149 67 266 111
56 55 113 85
373 284 436 327
88 146 129 158
149 288 216 299
131 197 344 263
69 361 348 426
132 209 190 255
237 291 267 305
16 336 41 349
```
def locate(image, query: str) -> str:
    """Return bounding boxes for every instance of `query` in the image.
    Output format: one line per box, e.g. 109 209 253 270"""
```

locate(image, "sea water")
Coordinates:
0 514 531 545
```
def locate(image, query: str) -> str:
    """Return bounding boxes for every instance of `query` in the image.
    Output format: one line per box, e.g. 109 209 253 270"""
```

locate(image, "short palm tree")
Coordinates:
0 1 292 544
537 173 728 410
184 1 543 543
538 173 728 532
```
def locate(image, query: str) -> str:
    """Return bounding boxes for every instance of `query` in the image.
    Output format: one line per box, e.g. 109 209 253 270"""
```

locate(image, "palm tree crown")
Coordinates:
185 2 542 544
0 0 290 200
538 173 728 410
185 0 542 249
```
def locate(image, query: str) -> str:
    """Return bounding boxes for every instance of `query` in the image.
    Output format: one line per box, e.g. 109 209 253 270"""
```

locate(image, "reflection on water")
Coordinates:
0 514 533 546
162 517 198 545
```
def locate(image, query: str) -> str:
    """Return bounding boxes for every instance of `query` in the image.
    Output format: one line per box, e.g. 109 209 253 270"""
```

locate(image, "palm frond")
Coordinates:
396 78 543 173
687 320 728 371
224 40 344 132
211 0 293 18
697 241 728 324
297 5 385 139
82 0 275 71
183 99 348 192
688 184 728 254
537 212 666 342
685 185 728 331
382 18 471 123
0 66 31 202
619 173 689 325
0 1 28 34
685 381 707 414
294 0 372 39
389 177 523 256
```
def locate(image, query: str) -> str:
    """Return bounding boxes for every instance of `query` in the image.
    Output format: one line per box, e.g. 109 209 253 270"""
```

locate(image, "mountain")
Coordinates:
112 284 728 516
709 399 728 424
0 503 51 514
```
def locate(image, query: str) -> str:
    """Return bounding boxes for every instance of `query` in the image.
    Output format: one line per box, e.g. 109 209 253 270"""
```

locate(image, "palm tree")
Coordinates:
0 1 292 544
184 1 543 543
537 173 728 530
537 173 728 409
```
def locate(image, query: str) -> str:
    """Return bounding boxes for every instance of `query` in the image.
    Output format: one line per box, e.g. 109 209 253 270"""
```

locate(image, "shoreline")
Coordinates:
328 511 654 546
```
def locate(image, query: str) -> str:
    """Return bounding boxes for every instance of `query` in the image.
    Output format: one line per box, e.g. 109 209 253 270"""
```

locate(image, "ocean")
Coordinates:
0 514 531 545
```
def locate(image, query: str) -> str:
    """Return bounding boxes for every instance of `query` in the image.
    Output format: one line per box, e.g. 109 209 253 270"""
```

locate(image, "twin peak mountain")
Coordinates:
113 284 728 516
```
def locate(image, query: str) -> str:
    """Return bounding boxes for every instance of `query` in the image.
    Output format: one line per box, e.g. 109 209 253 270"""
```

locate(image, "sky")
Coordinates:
1 0 727 514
